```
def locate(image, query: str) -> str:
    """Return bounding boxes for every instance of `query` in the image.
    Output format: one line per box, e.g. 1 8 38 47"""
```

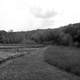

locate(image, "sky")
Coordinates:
0 0 80 31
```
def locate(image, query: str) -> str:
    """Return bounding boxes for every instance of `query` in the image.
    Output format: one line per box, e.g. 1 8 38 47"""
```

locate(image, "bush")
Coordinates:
44 46 80 76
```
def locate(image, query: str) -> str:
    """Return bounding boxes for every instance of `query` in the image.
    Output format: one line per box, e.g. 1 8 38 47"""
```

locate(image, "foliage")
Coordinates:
0 22 80 47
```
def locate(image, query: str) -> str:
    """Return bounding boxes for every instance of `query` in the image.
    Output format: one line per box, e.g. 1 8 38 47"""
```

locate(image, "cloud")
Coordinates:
30 7 57 29
30 7 57 19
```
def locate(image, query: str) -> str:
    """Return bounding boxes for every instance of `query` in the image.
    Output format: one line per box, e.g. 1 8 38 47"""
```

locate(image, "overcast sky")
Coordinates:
0 0 80 31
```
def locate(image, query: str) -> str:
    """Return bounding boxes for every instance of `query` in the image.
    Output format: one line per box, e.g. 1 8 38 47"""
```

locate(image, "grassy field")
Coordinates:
44 45 80 76
0 46 40 64
0 46 79 80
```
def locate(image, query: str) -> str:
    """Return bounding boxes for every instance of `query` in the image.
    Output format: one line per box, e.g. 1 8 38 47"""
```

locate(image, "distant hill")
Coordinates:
0 22 80 47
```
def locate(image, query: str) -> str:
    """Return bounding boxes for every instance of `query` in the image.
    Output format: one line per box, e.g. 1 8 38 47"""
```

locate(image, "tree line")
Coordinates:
0 23 80 47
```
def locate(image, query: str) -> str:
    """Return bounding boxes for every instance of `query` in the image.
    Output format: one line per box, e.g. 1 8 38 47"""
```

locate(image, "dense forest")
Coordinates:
0 22 80 47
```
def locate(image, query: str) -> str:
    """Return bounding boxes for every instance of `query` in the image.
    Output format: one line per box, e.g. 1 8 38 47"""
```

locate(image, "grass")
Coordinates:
0 46 79 80
0 44 45 48
44 45 80 76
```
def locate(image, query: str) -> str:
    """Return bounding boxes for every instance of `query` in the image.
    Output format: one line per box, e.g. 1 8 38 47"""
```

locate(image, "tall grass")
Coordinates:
44 46 80 76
